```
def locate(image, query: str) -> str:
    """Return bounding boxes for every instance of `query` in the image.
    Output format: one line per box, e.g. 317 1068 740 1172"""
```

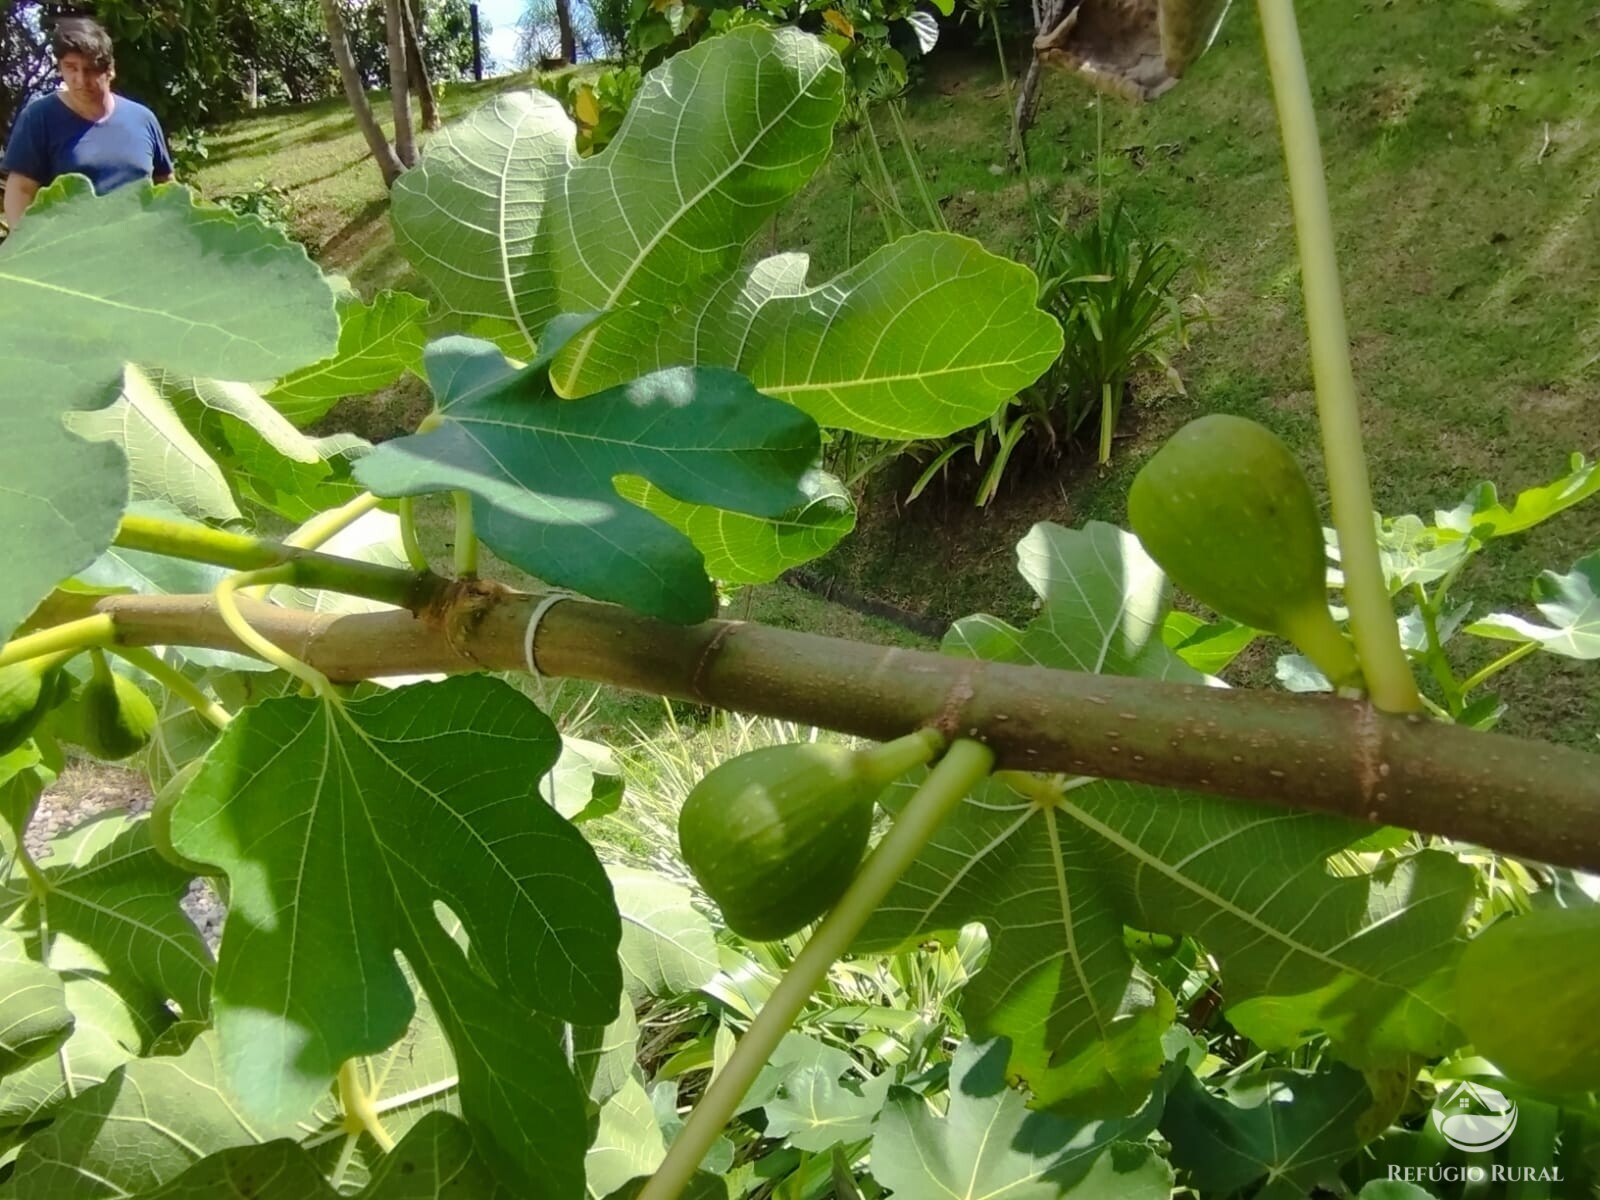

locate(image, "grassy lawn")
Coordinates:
193 73 556 293
195 0 1598 743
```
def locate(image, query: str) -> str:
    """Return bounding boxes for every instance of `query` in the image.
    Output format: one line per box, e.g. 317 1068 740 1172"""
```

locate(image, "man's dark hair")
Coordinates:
51 17 114 72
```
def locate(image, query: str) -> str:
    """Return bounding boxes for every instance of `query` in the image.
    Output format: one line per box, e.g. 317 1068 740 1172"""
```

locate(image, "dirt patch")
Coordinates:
1517 386 1586 418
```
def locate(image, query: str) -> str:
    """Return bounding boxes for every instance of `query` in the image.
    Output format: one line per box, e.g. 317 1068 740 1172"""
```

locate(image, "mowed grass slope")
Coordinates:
194 0 1598 741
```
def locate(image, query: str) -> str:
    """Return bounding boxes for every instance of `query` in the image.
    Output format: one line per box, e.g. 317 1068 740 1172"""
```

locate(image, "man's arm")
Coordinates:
3 101 47 227
149 113 175 186
3 172 40 228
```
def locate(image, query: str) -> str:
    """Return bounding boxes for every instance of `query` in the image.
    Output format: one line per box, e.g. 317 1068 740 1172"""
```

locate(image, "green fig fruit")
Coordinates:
79 650 158 762
1128 414 1359 686
0 657 71 756
678 743 883 942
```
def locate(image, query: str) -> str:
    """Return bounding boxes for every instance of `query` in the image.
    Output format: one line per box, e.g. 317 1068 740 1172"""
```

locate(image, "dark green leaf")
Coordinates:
354 333 818 622
129 1112 512 1199
1161 1065 1372 1197
861 524 1474 1112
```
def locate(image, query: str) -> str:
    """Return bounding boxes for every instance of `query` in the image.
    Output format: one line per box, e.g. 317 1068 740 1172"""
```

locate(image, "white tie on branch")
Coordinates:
27 564 1600 872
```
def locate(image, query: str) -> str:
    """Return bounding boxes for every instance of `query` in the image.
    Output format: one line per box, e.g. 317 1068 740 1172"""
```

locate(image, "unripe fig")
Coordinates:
0 658 70 756
1129 414 1359 686
78 650 158 762
678 743 882 942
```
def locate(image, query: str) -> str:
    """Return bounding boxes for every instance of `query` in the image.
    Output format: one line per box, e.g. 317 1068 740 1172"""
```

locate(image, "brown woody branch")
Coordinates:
33 584 1600 871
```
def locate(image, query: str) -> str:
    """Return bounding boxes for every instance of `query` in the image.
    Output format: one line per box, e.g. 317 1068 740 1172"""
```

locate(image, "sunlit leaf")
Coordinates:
266 290 429 425
391 28 1059 441
169 676 617 1191
0 178 337 641
610 866 720 1003
1437 455 1600 540
1466 551 1600 660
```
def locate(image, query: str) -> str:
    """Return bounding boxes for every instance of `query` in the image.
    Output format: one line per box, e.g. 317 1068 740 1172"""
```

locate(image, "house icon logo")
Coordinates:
1432 1082 1518 1152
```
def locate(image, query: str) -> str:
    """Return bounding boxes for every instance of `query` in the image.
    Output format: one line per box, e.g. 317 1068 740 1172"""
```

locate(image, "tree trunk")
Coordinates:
1015 0 1077 141
553 0 577 63
385 0 417 167
403 0 440 132
1013 56 1044 141
320 0 404 187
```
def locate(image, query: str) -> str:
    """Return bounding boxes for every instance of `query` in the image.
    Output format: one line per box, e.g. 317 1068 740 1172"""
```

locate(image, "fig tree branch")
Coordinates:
27 584 1600 871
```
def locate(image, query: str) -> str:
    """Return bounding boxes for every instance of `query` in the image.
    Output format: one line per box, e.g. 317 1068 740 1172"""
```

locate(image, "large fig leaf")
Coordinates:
609 866 719 1003
0 178 337 641
68 367 241 524
354 327 818 622
857 523 1475 1113
167 676 617 1192
392 28 1058 439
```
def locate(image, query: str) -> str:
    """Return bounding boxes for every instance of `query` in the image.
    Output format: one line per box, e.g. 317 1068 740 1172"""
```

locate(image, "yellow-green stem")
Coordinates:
452 492 478 578
1460 640 1539 697
1256 0 1420 713
1098 380 1114 464
397 497 429 572
0 615 115 668
106 646 232 729
284 490 384 551
638 738 995 1200
337 1060 396 1151
114 512 437 611
214 568 336 699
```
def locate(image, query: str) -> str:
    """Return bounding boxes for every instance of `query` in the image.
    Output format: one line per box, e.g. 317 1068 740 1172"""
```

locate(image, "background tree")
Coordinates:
384 0 417 165
319 0 404 185
402 0 440 131
517 0 615 65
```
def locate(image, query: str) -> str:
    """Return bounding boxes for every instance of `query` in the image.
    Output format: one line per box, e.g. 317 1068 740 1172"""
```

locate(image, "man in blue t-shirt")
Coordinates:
2 17 174 228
